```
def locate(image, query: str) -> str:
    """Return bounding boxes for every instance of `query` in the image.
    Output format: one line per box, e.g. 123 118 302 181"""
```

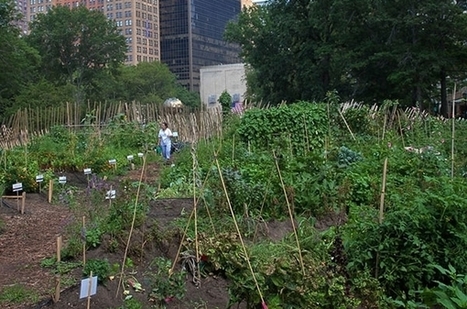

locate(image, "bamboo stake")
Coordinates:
379 158 388 224
273 151 306 276
338 108 356 141
191 147 200 285
214 153 266 306
116 155 147 297
375 158 388 279
451 83 456 178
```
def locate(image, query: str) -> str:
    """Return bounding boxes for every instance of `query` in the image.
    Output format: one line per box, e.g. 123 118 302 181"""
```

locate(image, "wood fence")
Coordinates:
0 102 223 150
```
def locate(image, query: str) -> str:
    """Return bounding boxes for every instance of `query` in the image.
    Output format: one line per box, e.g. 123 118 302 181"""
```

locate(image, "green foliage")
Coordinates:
83 259 111 283
219 90 232 111
119 298 144 309
338 146 363 168
421 265 467 308
0 284 39 305
344 176 467 298
112 61 178 104
26 5 126 103
237 102 327 155
145 257 186 307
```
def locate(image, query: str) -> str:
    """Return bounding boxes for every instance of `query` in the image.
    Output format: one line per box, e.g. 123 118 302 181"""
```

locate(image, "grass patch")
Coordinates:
0 284 39 305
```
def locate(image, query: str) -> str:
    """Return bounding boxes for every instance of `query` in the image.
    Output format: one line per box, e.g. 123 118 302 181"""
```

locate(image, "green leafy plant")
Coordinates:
421 265 467 308
145 257 186 308
83 259 111 283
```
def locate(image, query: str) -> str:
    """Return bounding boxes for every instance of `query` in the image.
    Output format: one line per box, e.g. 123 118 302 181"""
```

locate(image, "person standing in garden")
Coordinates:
158 122 173 161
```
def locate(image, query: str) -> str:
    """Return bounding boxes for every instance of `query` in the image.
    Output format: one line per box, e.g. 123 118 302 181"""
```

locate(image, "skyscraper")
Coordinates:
159 0 244 92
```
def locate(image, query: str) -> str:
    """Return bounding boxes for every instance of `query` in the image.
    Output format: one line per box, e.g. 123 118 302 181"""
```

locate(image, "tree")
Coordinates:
219 90 232 111
0 0 40 118
26 6 126 103
226 0 467 111
225 0 350 104
116 61 179 104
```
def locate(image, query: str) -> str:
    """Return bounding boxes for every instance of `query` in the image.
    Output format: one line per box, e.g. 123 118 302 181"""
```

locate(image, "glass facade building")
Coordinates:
160 0 242 92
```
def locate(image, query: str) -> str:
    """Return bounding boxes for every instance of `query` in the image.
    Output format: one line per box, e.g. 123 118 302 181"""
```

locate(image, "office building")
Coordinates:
26 0 160 65
26 0 247 73
159 0 245 92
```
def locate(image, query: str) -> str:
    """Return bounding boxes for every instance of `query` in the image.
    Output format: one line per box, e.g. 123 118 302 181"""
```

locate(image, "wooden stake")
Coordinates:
21 192 26 214
87 271 93 309
54 275 61 302
57 235 62 262
48 179 53 203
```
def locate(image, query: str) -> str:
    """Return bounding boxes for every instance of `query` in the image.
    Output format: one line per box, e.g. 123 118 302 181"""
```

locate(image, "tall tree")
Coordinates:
26 6 126 103
225 0 353 104
0 0 39 118
226 0 467 111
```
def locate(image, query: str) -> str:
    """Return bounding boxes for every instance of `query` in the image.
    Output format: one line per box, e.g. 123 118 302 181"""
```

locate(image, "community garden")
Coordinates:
1 98 467 309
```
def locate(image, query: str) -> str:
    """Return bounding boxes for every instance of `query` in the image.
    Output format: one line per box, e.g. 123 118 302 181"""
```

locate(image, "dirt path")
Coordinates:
0 194 73 309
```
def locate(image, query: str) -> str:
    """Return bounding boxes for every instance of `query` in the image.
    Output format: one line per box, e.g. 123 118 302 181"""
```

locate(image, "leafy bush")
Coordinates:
83 259 111 283
145 257 186 306
237 101 328 155
344 176 467 298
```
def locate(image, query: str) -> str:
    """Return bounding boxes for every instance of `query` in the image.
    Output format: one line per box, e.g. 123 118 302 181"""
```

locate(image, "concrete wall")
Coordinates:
199 63 247 108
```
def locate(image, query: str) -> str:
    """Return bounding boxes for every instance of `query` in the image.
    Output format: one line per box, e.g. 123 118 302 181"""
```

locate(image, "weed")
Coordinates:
0 284 39 305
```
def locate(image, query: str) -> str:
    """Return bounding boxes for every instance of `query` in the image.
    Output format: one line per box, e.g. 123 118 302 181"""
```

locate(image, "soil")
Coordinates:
0 162 346 309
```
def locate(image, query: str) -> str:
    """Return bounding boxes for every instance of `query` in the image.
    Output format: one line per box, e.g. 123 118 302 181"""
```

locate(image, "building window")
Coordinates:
124 10 131 17
125 28 132 35
136 28 141 35
137 46 141 53
143 56 147 62
124 1 130 8
137 55 141 62
125 19 132 26
137 37 141 44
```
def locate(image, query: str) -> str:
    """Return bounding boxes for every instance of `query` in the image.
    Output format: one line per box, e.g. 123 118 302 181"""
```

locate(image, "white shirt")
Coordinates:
158 128 172 144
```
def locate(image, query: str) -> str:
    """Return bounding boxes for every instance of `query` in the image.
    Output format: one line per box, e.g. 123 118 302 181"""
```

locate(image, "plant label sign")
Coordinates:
138 152 144 158
36 175 44 183
12 183 23 192
79 276 97 299
105 190 116 200
59 176 67 184
172 131 179 137
84 168 92 175
127 155 134 161
108 159 116 165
